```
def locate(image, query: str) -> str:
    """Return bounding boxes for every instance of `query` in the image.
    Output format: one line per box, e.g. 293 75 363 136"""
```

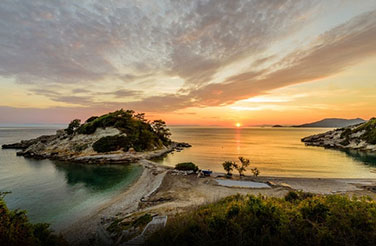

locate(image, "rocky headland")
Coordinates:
2 109 191 164
302 118 376 152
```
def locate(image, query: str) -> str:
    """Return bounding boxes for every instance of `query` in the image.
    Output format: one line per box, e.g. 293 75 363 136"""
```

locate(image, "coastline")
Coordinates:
61 159 172 244
61 159 376 245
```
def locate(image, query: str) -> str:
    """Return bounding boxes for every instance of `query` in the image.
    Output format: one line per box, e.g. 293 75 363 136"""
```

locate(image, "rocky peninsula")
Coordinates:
302 118 376 152
2 109 191 164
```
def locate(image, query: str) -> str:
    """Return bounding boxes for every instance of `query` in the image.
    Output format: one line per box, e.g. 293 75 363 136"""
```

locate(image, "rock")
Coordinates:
3 121 191 164
279 183 292 189
128 147 136 153
175 142 192 148
302 118 376 153
2 135 54 149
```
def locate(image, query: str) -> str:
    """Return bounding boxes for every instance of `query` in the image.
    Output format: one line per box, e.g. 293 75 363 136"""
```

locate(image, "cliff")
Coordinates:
301 118 376 152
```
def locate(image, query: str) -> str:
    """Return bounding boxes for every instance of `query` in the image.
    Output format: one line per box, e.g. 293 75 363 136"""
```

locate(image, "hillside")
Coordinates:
2 109 190 163
301 118 376 152
295 118 365 128
147 192 376 246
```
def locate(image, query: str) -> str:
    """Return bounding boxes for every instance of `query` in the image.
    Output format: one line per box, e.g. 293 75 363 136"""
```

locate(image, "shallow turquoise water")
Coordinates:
157 127 376 178
0 126 142 230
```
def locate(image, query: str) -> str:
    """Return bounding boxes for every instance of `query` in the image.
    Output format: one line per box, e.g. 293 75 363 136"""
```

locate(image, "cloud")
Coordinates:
100 89 142 98
1 0 376 121
129 9 376 111
51 96 94 105
0 0 316 86
30 88 61 97
72 88 90 94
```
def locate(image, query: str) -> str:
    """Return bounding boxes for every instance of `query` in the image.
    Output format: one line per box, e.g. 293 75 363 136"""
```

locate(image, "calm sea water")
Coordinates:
0 126 142 230
1 127 376 231
157 127 376 178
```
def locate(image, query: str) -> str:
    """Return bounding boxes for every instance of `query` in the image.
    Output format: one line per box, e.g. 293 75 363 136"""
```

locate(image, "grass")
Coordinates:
147 192 376 246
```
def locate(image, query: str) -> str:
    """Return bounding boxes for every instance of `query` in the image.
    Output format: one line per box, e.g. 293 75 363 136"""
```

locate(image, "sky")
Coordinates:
0 0 375 126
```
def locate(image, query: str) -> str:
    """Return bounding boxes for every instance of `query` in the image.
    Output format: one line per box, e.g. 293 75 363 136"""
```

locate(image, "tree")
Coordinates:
234 157 251 177
251 167 260 177
65 119 81 135
124 109 135 117
134 113 147 122
222 161 235 176
152 120 171 144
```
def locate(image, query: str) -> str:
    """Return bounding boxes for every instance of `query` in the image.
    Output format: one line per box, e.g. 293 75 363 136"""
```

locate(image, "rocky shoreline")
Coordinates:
2 127 191 164
301 119 376 153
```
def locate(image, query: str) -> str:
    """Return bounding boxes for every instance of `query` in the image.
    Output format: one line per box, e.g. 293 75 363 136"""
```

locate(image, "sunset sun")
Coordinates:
235 123 241 128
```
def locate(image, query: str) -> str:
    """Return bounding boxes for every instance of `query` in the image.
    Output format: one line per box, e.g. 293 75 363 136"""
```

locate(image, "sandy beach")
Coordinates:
61 159 376 245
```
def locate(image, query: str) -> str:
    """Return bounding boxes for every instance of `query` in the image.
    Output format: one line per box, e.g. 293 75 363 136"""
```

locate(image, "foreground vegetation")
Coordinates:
147 192 376 246
0 193 67 246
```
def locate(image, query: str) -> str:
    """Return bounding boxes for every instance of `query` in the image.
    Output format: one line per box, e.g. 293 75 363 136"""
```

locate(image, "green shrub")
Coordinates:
0 193 67 246
65 119 81 135
75 109 170 152
85 116 98 123
132 213 152 228
92 135 130 153
147 193 376 246
175 162 199 172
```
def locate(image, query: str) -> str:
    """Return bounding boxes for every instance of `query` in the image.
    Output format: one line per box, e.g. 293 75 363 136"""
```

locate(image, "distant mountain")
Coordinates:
295 118 365 128
272 125 283 128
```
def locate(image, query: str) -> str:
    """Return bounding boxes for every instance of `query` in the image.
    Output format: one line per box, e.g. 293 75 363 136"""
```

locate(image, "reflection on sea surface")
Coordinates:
343 149 376 166
54 161 138 191
156 127 376 178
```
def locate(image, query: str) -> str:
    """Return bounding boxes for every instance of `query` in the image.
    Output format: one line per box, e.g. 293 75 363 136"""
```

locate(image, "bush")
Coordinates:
175 162 199 172
92 135 130 153
147 193 376 246
85 116 98 123
75 109 170 152
65 119 81 135
0 193 67 246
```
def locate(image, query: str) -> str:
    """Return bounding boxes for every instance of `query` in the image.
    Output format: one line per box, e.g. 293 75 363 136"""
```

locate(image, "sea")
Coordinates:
1 126 376 230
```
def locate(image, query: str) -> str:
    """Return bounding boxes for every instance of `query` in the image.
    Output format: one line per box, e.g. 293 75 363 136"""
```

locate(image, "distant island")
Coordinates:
302 118 376 152
2 109 190 164
295 118 365 128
